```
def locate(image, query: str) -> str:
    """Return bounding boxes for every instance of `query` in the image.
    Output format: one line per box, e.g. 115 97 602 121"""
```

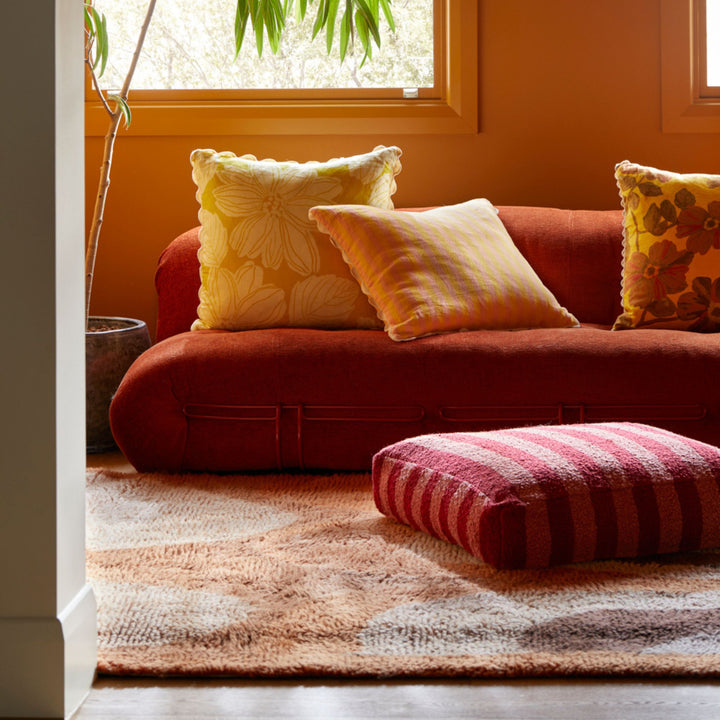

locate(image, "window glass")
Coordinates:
707 0 720 86
93 0 434 92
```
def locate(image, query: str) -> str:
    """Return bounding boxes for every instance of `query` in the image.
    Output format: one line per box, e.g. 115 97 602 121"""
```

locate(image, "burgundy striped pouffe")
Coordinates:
372 422 720 570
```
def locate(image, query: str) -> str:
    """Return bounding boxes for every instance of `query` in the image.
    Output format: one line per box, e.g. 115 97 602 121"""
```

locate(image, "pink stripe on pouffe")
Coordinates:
371 455 389 515
449 433 576 566
530 426 642 558
437 475 465 549
644 427 720 549
547 425 661 557
427 470 454 545
388 463 420 527
376 441 531 567
604 426 689 552
462 488 486 560
373 456 402 519
408 438 538 566
402 467 435 537
608 424 704 552
487 429 607 563
418 470 445 540
503 427 616 562
446 481 474 550
391 437 547 567
401 465 427 531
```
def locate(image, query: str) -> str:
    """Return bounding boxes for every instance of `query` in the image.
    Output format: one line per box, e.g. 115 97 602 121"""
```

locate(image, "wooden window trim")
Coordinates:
661 0 720 132
85 0 478 137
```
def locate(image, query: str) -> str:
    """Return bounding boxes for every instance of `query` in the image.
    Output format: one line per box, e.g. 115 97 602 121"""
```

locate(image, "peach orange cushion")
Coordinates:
614 160 720 331
190 146 402 331
309 199 579 341
372 423 720 570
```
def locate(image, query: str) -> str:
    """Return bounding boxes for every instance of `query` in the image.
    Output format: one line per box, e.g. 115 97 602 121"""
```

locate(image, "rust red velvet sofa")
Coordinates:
109 206 720 472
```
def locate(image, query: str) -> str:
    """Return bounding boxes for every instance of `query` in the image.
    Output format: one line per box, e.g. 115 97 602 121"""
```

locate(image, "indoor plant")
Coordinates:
83 0 393 451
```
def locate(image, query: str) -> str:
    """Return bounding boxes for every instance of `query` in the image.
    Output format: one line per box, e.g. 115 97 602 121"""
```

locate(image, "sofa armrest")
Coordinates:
155 227 201 342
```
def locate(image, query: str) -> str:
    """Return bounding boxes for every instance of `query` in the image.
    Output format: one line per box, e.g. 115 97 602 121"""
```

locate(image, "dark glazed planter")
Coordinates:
86 316 151 453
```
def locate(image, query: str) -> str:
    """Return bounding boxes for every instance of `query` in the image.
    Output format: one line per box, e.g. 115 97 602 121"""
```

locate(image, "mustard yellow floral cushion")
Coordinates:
614 160 720 331
190 146 402 331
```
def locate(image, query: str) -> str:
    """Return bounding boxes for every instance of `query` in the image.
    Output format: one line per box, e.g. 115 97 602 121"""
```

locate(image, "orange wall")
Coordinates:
85 0 720 339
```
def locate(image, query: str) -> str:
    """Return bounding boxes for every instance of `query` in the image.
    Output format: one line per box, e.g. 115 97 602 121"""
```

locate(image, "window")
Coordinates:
700 0 720 93
661 0 720 132
94 0 435 93
85 0 478 136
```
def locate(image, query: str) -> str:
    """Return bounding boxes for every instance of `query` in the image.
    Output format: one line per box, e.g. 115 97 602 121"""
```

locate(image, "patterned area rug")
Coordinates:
86 468 720 678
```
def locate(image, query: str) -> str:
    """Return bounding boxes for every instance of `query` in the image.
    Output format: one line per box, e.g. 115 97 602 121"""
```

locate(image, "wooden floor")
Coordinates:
73 677 720 720
79 453 720 720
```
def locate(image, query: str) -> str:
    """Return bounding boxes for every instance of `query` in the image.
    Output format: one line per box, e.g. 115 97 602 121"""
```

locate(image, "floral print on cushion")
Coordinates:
614 160 720 331
190 146 402 331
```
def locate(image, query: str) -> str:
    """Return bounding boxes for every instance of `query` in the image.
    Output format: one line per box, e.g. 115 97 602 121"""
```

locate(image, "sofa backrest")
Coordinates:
497 206 624 327
154 206 625 341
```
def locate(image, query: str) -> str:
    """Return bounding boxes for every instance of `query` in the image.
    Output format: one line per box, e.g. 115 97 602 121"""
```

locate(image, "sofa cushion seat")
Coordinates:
110 324 720 473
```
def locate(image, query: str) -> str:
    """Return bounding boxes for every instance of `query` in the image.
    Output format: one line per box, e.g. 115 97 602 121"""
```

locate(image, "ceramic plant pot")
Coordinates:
86 316 151 453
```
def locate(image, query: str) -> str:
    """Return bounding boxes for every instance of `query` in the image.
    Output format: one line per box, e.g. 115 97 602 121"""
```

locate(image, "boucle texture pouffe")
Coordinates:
372 422 720 570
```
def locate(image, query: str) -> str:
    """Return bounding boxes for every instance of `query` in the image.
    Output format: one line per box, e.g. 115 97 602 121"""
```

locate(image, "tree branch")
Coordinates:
85 0 158 325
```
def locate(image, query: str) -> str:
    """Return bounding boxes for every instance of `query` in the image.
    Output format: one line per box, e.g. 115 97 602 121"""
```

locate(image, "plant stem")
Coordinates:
85 0 158 326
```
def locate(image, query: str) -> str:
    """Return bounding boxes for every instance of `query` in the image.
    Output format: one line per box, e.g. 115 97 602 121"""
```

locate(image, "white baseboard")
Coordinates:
0 583 96 719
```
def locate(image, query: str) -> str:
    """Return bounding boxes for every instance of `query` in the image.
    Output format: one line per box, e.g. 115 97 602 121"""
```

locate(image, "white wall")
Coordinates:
0 1 97 717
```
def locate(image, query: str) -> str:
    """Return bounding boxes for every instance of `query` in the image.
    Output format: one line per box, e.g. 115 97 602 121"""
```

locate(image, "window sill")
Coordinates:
85 96 478 136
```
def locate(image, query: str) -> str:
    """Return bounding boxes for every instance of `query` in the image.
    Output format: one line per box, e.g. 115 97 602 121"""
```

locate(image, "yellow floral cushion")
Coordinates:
309 199 579 341
614 160 720 331
190 146 402 331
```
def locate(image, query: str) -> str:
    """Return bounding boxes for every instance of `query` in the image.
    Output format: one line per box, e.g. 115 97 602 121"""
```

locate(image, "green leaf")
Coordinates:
379 0 395 32
107 94 132 128
324 0 339 53
339 1 353 61
254 14 265 56
237 0 288 57
354 0 381 47
355 10 372 65
85 4 108 75
355 10 369 48
98 13 109 77
312 0 332 41
266 0 287 54
235 0 251 58
233 0 393 62
84 4 100 36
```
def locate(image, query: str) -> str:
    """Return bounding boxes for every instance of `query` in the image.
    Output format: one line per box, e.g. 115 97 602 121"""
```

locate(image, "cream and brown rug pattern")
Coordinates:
86 469 720 677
